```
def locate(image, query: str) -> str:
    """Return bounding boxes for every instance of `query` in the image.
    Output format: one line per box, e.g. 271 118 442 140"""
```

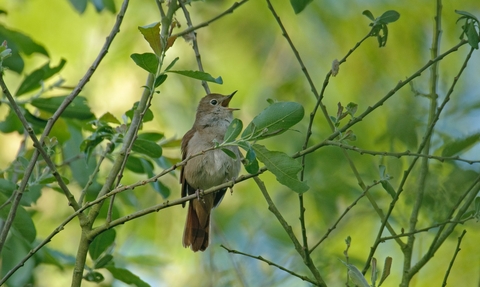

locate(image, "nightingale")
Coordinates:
180 92 241 252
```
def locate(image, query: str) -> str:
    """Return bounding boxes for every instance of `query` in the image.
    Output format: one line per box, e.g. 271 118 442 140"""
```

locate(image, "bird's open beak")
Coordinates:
222 91 240 111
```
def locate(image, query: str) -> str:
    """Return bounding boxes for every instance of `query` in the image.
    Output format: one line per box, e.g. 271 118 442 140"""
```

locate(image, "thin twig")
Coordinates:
363 45 474 275
252 176 326 286
323 141 480 164
172 0 249 38
309 180 382 253
402 1 443 283
441 230 467 287
221 245 317 285
179 1 210 94
0 75 82 255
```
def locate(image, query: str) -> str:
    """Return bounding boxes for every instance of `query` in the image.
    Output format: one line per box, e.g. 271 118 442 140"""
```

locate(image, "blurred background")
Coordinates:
1 0 479 286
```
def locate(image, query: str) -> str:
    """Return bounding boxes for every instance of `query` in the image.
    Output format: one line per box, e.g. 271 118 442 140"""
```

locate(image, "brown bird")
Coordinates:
180 92 241 252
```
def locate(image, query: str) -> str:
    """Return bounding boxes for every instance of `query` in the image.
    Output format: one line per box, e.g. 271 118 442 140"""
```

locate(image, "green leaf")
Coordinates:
16 59 66 96
89 229 116 260
0 24 48 73
154 74 168 88
106 266 150 287
0 108 23 133
99 112 121 124
377 10 400 24
244 148 259 174
0 25 48 57
125 102 154 123
466 22 479 49
252 144 309 193
94 254 113 269
142 156 170 198
242 101 304 140
84 271 104 283
346 264 370 287
221 148 237 159
2 233 35 286
442 133 480 157
224 118 243 143
0 193 36 243
455 10 479 22
168 70 223 84
474 196 480 214
131 53 159 74
138 22 162 56
102 0 116 13
164 57 179 72
69 0 88 13
0 178 17 195
379 256 392 286
379 164 386 178
126 156 153 174
137 132 164 142
41 247 77 270
362 10 375 21
290 0 313 14
31 96 94 120
381 180 396 199
132 139 163 158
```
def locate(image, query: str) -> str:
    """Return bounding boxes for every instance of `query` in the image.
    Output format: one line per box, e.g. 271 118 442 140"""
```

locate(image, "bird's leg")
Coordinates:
195 188 204 202
229 177 237 195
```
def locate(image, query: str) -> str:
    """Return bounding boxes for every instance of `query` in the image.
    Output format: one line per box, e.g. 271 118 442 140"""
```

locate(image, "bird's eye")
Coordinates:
210 99 218 105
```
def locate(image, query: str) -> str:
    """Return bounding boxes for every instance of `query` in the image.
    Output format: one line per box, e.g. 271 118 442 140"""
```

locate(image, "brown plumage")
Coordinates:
180 92 241 252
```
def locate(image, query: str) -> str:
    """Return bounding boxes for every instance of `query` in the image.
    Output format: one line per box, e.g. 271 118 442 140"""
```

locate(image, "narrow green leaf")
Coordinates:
242 102 304 140
381 180 396 199
347 264 370 287
137 132 164 142
377 10 400 24
474 196 480 213
379 256 393 285
455 10 479 22
442 133 480 157
253 144 309 193
106 266 151 287
16 59 66 96
379 165 386 178
89 229 116 260
94 254 113 269
138 22 162 56
154 74 168 88
221 148 237 159
466 22 479 49
132 139 163 158
130 53 158 74
31 96 95 120
371 258 377 286
168 70 223 84
362 10 375 21
224 118 243 143
164 57 179 72
290 0 313 14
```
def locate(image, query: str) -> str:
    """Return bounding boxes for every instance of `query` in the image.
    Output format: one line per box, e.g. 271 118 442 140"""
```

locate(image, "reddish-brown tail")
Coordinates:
183 199 212 252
